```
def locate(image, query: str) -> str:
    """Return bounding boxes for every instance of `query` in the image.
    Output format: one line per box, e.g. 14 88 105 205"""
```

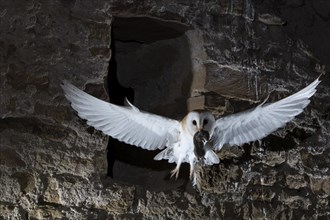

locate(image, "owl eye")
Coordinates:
203 119 208 125
192 120 197 126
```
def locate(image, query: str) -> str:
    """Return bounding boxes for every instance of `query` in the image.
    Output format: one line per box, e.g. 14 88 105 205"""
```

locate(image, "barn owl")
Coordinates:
62 77 320 188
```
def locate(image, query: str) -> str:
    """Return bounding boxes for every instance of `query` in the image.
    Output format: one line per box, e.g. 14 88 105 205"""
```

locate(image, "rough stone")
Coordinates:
205 63 267 102
0 0 329 219
258 13 286 25
0 204 26 220
12 172 35 194
310 177 330 194
0 148 26 167
280 194 312 210
43 177 61 204
246 187 276 202
28 206 64 220
286 175 307 190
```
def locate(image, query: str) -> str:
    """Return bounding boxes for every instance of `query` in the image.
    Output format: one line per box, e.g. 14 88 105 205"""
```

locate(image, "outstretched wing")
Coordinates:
62 81 180 150
212 78 320 151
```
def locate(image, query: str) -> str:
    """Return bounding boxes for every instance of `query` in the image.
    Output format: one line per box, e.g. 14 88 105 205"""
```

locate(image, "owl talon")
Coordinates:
170 168 180 179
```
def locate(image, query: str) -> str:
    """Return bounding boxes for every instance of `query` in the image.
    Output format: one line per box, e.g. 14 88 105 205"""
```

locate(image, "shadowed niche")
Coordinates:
106 16 193 191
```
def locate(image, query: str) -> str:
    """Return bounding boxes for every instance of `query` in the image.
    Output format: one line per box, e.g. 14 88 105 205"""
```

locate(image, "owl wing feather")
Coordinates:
212 77 320 151
62 81 180 150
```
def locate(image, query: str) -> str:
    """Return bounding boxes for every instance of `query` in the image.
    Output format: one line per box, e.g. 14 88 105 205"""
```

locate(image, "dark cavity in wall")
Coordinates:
107 16 193 191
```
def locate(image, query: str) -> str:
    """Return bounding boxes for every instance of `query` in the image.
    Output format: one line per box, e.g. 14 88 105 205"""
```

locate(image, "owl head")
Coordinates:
183 110 215 136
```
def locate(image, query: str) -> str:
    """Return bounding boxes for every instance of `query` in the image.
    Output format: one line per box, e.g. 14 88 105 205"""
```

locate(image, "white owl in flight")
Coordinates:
62 77 320 188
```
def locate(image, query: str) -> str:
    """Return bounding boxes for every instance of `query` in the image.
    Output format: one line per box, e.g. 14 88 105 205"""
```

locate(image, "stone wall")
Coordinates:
1 0 329 219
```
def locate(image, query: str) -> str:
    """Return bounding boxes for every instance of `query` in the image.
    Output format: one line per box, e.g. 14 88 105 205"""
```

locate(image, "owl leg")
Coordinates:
170 158 182 179
189 157 195 180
